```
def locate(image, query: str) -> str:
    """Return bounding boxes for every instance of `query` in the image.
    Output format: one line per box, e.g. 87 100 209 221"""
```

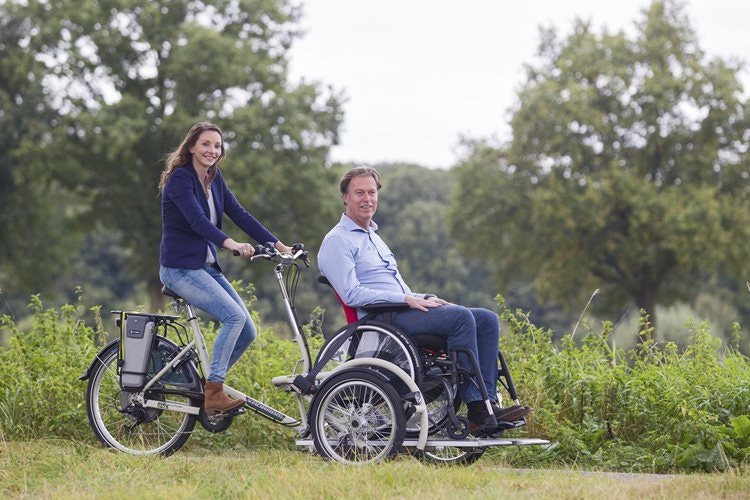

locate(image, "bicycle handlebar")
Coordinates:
232 242 310 267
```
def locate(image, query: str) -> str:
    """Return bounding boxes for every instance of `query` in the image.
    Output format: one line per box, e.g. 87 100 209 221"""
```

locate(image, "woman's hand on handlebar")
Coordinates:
223 238 255 258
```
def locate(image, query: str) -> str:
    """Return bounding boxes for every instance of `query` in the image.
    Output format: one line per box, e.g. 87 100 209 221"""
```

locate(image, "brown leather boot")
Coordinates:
204 381 245 415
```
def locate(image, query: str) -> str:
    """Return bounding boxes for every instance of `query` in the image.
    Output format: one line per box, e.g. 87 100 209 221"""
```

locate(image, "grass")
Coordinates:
1 439 748 499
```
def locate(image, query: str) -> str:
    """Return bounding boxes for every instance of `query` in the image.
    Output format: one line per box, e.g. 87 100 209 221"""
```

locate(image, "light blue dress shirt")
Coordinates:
318 213 426 317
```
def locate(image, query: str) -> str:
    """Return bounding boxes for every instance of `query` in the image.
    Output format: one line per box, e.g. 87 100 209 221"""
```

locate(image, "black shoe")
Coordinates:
491 404 532 423
466 401 496 437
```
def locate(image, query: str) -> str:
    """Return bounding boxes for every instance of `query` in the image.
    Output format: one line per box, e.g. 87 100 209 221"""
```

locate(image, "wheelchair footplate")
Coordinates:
402 437 550 448
295 437 550 449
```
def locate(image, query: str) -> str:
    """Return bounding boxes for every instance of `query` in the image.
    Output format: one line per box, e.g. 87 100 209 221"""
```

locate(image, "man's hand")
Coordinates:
428 296 452 306
405 295 443 312
274 241 294 254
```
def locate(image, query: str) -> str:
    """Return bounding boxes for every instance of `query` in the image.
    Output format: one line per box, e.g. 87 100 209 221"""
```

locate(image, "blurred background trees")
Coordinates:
451 0 750 342
0 0 343 314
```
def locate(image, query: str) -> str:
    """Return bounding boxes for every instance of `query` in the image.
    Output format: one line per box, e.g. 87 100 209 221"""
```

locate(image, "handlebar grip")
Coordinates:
232 245 268 257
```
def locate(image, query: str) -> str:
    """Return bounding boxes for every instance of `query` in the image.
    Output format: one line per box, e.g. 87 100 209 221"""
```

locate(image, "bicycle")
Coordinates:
80 244 548 464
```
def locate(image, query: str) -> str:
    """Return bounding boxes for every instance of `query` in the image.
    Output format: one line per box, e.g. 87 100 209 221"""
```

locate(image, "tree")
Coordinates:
451 1 750 340
7 0 343 311
0 2 83 301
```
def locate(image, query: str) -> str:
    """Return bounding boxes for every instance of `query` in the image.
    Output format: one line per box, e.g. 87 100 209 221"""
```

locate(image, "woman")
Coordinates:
159 122 291 415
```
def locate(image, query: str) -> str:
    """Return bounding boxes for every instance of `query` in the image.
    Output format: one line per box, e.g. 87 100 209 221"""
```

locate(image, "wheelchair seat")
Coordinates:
317 276 446 351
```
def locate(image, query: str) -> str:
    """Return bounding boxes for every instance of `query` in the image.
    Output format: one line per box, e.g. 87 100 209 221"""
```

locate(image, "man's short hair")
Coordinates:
339 165 382 194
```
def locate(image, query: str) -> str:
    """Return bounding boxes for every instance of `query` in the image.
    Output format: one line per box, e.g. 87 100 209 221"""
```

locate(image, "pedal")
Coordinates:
227 406 247 416
207 405 246 418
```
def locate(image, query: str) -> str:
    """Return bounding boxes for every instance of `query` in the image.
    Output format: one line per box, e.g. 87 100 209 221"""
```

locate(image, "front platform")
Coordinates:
296 437 550 449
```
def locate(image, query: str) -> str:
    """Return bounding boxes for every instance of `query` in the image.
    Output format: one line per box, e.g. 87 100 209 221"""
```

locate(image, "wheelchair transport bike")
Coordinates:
80 244 548 464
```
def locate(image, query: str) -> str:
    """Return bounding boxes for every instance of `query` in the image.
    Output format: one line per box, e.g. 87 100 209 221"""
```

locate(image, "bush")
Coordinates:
1 294 748 472
0 295 102 441
497 296 750 472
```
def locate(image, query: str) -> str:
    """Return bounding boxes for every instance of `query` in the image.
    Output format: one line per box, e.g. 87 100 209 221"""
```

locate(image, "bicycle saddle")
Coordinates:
161 285 182 300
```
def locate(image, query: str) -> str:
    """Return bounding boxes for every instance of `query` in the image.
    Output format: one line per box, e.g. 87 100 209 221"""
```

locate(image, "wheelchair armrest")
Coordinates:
361 302 410 314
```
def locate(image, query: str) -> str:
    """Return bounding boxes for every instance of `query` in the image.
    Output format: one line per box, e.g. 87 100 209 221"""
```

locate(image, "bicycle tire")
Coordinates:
85 337 200 455
310 369 405 464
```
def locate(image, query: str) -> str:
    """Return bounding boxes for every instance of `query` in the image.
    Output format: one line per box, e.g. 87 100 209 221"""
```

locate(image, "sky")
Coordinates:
288 0 750 169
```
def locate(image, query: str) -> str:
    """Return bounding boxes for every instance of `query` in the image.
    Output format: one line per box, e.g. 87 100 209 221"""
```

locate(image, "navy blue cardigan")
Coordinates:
159 165 278 271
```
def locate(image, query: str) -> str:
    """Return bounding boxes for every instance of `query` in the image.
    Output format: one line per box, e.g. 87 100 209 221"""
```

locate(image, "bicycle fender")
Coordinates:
78 339 118 381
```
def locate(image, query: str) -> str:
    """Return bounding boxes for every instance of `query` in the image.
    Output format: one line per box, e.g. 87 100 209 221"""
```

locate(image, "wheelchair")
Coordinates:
315 277 532 464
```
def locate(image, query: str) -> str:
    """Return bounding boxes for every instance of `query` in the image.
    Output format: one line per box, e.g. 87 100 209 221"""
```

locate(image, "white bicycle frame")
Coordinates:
135 248 428 446
137 250 313 432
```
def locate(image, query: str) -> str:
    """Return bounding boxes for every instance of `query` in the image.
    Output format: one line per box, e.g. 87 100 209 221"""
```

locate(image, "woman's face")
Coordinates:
189 130 223 169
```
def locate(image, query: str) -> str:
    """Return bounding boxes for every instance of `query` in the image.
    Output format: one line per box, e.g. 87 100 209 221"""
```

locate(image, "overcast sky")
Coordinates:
288 0 750 168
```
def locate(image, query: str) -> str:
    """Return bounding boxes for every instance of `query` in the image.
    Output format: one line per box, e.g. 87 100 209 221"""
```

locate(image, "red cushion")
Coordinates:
333 291 359 324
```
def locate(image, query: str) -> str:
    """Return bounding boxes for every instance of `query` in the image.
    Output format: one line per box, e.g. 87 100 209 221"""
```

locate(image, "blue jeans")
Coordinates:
159 265 257 383
377 305 500 403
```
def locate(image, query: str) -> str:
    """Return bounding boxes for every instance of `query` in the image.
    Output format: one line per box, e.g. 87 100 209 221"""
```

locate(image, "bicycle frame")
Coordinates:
140 249 314 433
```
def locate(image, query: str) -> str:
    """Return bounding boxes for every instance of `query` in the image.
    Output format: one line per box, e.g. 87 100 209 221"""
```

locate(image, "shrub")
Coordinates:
497 297 750 472
1 294 748 472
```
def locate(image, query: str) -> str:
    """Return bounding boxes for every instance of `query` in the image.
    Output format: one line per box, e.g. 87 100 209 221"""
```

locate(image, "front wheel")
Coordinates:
85 338 199 455
310 370 405 464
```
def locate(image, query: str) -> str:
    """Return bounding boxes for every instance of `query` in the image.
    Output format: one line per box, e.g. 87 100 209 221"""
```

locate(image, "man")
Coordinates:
318 165 531 436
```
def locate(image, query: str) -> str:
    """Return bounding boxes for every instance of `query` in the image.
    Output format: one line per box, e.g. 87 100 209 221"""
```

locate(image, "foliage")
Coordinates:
0 2 82 296
0 293 322 449
1 0 344 311
497 298 750 472
2 294 750 473
0 296 101 441
450 0 750 336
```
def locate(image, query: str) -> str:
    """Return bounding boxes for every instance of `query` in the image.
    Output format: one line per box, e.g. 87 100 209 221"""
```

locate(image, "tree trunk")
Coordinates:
148 275 165 313
635 287 657 345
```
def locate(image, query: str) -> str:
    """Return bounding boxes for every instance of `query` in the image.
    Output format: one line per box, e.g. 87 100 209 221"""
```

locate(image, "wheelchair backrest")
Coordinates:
318 276 358 324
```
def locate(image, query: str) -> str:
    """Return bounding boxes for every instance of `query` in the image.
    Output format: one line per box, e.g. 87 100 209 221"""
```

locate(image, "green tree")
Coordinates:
0 2 82 300
451 1 750 340
7 0 343 311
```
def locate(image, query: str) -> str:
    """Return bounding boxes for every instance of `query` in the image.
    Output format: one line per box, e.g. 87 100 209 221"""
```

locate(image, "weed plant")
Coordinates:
0 294 748 473
496 296 750 472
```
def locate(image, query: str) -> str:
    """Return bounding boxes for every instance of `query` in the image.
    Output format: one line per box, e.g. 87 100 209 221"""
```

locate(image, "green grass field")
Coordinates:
1 439 748 499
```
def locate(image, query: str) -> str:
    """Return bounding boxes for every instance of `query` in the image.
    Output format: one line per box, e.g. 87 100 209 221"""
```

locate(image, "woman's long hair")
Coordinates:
159 122 226 193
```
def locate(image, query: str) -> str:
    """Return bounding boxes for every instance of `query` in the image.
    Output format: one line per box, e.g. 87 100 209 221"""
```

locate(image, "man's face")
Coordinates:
343 174 378 229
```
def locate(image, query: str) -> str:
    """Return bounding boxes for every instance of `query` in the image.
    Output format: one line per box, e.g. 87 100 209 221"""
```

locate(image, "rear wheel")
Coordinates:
310 370 405 464
421 445 485 465
405 374 451 435
85 338 199 455
419 390 485 465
